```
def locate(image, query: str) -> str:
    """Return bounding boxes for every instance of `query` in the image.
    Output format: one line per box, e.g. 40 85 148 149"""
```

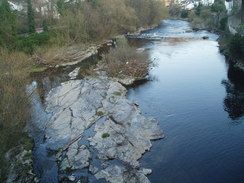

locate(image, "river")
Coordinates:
127 20 244 183
29 19 244 183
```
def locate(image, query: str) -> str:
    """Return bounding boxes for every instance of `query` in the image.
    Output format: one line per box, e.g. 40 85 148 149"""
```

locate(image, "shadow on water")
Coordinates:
28 44 112 183
222 64 244 120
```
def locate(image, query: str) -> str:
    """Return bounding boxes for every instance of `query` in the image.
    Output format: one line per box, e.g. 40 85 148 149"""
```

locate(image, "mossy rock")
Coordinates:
113 91 122 96
97 111 104 116
102 133 110 138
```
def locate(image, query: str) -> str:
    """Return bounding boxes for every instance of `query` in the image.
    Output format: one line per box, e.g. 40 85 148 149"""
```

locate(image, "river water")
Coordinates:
127 20 244 183
29 19 244 183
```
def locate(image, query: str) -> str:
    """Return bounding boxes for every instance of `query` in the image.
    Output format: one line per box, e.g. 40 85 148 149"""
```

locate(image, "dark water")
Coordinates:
27 41 115 182
127 20 244 183
27 56 101 183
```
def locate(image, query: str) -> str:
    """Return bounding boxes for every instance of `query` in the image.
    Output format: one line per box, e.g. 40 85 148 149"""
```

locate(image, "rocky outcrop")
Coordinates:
5 146 38 183
95 165 151 183
60 142 91 171
44 75 163 182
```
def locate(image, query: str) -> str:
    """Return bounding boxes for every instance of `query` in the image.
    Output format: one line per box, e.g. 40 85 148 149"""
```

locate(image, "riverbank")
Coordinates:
218 33 244 72
181 3 244 72
25 24 164 182
1 26 156 183
31 24 159 75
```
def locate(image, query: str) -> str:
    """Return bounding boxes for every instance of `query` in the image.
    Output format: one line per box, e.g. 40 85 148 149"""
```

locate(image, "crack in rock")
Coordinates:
44 77 163 182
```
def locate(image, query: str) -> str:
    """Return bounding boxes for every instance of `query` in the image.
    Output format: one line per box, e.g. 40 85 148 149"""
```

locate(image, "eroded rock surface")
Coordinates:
44 76 163 182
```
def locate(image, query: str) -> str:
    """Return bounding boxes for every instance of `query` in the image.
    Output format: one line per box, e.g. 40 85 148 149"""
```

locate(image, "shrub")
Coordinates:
97 111 104 116
113 91 122 96
102 133 110 138
211 0 226 13
220 17 228 31
17 32 51 54
0 48 31 181
229 34 244 60
103 36 149 78
181 10 189 18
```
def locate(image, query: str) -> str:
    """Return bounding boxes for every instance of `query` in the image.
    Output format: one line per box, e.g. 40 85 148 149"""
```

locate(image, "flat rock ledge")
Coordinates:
44 75 163 182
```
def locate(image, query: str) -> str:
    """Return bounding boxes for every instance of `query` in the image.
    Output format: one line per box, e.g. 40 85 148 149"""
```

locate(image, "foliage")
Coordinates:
52 0 168 44
103 36 149 78
57 0 66 16
125 0 168 27
220 17 228 30
17 32 51 54
237 24 244 34
0 0 17 49
189 1 227 30
54 10 88 44
42 20 48 32
229 33 244 61
211 0 226 13
113 91 122 96
102 133 110 138
27 0 35 33
169 4 181 17
181 9 189 18
0 48 32 181
2 0 168 52
195 3 203 16
97 111 104 116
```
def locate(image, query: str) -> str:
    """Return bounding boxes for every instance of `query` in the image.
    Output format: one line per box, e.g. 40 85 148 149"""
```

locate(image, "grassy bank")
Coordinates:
0 49 35 182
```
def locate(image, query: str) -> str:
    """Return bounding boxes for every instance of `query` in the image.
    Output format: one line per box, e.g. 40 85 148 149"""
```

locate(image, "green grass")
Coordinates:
27 65 47 73
102 133 110 138
113 91 122 96
97 111 104 116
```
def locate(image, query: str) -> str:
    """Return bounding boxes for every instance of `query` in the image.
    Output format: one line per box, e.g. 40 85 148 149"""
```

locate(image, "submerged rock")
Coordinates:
202 36 209 40
5 146 38 183
44 76 163 182
95 165 151 183
59 142 91 171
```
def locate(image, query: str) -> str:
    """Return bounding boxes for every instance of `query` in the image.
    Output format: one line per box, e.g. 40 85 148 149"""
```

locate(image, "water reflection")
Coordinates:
222 65 244 120
127 20 244 183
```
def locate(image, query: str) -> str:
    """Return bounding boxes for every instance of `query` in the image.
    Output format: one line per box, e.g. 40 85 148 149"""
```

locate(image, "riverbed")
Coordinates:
28 19 244 183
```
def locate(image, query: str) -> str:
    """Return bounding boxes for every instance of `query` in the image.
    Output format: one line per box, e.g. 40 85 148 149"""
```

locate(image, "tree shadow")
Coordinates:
222 64 244 120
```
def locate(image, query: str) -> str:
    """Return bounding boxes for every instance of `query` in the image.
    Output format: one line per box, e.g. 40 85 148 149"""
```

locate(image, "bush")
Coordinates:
53 0 168 44
102 133 110 138
220 17 228 30
229 34 244 60
211 0 226 13
169 4 181 17
97 111 104 116
181 10 189 18
0 48 31 181
103 36 149 78
17 32 51 54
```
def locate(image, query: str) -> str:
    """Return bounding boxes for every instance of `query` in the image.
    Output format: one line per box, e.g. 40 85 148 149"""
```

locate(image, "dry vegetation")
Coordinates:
53 0 168 44
32 43 90 66
0 48 32 181
32 0 168 66
102 37 149 78
0 0 168 181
